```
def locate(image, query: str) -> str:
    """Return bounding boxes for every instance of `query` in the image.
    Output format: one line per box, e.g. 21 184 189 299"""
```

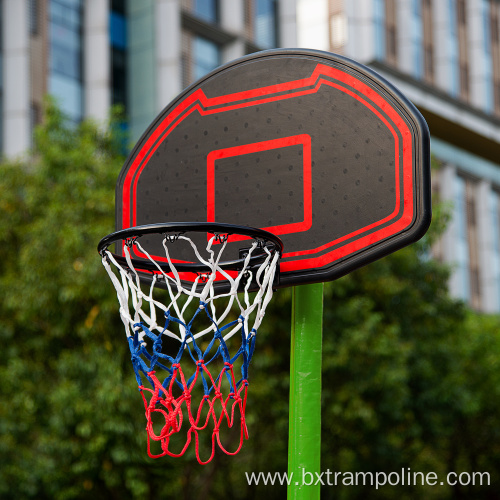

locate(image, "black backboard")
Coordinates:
116 49 431 287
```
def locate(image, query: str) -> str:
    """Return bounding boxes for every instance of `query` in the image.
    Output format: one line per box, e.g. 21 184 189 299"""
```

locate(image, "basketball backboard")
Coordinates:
115 49 431 288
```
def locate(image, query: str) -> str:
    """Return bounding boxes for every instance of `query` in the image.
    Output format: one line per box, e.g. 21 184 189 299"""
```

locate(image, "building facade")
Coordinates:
297 0 500 312
2 0 500 312
1 0 296 154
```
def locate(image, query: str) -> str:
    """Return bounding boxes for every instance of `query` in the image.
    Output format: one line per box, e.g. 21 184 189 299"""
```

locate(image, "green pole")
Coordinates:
288 283 324 499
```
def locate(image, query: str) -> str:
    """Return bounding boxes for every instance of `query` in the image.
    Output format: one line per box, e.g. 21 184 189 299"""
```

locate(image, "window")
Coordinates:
374 0 385 60
193 36 220 80
182 0 218 23
182 31 221 87
193 0 218 23
29 0 39 35
110 1 128 108
111 0 125 13
466 182 481 308
411 0 423 79
110 11 126 47
482 0 494 111
252 0 278 49
490 191 500 309
49 0 83 122
490 191 499 296
453 176 481 307
449 0 460 96
454 176 470 301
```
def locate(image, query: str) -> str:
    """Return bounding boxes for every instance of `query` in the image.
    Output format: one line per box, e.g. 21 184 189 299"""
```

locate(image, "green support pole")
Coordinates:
288 283 324 499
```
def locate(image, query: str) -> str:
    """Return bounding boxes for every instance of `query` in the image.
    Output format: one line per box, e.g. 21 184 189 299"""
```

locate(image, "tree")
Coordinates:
0 102 152 499
1 101 499 499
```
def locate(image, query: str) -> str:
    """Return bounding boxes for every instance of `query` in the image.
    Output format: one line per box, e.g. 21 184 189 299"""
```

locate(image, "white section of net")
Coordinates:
101 234 280 346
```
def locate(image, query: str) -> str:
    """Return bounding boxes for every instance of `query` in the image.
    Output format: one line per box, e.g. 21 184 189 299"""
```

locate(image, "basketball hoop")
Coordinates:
99 49 431 493
98 223 282 464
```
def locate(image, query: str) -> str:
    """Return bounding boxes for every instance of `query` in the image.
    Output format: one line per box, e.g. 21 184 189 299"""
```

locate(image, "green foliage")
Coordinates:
1 101 500 498
0 101 149 499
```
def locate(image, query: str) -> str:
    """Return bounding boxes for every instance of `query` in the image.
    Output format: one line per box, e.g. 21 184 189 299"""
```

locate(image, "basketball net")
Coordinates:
101 231 280 464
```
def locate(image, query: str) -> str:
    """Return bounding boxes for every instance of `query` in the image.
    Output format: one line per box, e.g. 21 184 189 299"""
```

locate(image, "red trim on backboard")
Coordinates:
206 135 312 238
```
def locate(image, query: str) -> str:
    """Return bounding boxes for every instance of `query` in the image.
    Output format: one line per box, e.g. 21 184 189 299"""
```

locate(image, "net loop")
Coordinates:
125 236 137 248
99 223 281 464
165 232 182 243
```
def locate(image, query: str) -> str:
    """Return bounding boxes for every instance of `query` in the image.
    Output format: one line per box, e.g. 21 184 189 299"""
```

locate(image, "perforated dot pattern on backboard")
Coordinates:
116 49 431 287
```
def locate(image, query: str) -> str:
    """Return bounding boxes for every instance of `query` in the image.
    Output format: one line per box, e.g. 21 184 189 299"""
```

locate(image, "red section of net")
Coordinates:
139 361 248 465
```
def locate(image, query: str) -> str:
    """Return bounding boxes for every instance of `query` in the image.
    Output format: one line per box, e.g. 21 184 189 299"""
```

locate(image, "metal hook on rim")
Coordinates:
214 233 228 244
125 236 138 248
164 232 183 243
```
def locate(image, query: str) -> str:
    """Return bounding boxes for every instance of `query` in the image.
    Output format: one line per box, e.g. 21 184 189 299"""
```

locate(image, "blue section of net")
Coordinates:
127 301 257 397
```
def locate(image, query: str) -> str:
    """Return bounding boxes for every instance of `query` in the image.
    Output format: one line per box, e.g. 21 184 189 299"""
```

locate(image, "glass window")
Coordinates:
448 0 459 96
50 1 81 29
51 43 80 79
111 0 126 15
490 191 500 309
112 44 128 107
57 0 81 7
110 2 128 112
29 0 40 35
49 74 83 122
49 0 83 121
454 176 470 301
193 36 220 80
255 0 278 49
482 0 494 111
411 0 423 79
193 0 218 23
483 0 491 53
110 11 127 50
374 0 385 60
